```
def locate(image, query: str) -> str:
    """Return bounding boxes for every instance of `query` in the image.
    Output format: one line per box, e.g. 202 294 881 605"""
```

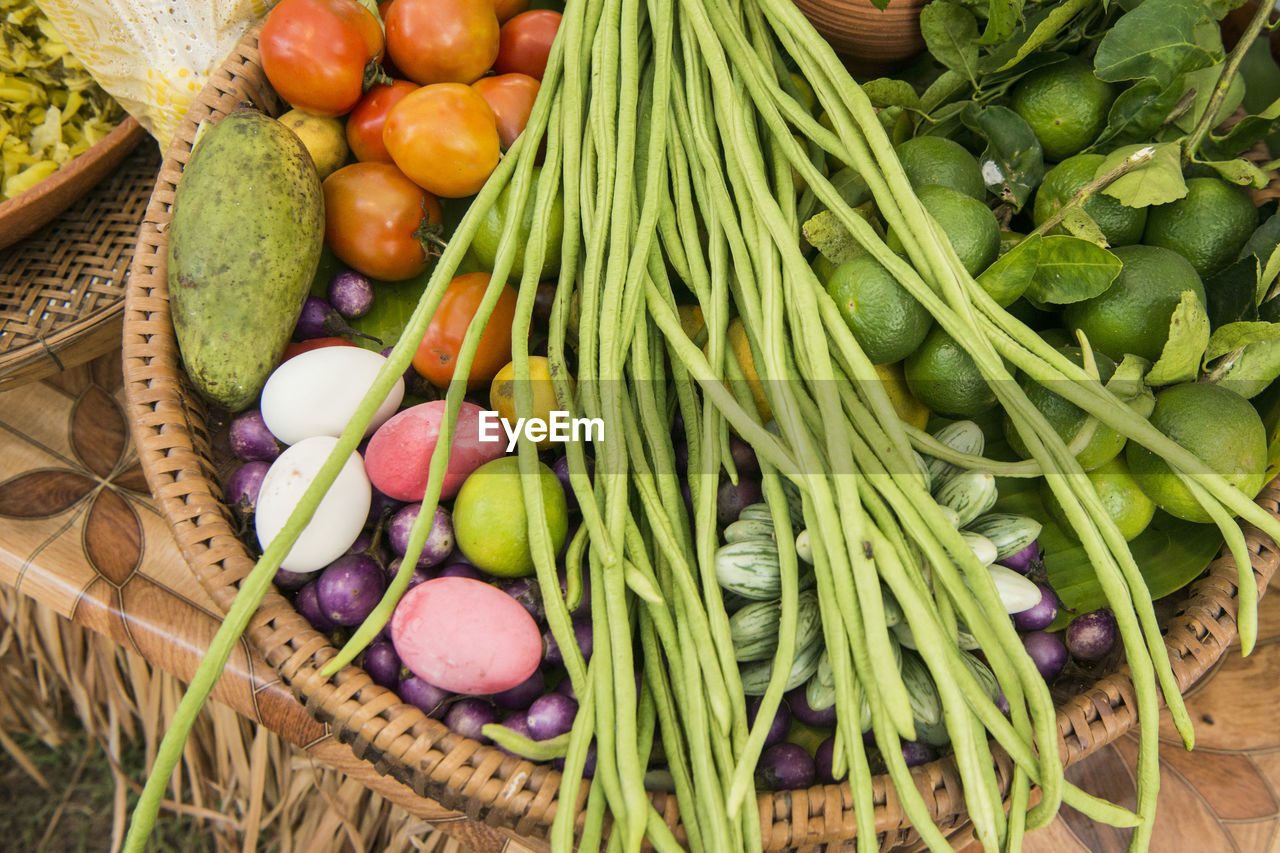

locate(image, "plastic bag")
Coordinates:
34 0 272 148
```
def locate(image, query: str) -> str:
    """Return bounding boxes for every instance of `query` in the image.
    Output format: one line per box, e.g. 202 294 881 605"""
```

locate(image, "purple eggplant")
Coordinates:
228 410 282 462
316 554 387 626
1012 582 1059 632
1022 631 1068 681
327 270 375 319
296 581 337 634
225 461 270 512
445 698 500 743
1066 609 1117 661
399 675 451 718
527 693 578 741
756 742 815 791
387 503 454 569
492 669 546 711
746 696 791 748
543 619 593 666
362 640 401 689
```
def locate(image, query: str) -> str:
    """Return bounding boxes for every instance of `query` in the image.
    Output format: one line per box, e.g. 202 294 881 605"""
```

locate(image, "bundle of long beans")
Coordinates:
124 0 1280 851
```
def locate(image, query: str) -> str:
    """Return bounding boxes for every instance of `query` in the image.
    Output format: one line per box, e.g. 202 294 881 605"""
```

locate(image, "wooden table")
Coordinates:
3 350 1280 852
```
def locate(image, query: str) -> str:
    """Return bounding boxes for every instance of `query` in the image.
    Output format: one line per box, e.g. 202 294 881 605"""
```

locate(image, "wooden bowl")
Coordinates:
792 0 929 74
0 117 146 252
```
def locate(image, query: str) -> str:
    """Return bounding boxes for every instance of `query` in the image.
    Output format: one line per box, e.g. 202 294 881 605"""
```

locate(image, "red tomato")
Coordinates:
471 73 539 150
378 0 393 17
282 337 358 362
413 272 517 388
385 0 500 85
323 162 445 281
384 83 500 198
346 80 418 162
260 0 384 117
493 9 561 80
493 0 529 23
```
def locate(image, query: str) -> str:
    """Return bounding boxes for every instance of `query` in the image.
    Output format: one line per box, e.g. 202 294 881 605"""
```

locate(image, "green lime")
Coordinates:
888 184 1000 277
1010 57 1114 162
810 251 838 284
1062 244 1206 363
894 136 986 201
1142 177 1259 279
471 168 564 281
452 456 569 577
1004 345 1126 470
825 253 933 365
1040 454 1156 541
1126 382 1268 523
903 325 997 418
1032 154 1148 246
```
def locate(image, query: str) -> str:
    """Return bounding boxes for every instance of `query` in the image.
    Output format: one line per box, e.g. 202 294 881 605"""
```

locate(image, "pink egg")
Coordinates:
390 577 542 695
363 400 506 501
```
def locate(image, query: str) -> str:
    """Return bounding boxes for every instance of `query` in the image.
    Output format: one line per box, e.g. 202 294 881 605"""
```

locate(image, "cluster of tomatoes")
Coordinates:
258 0 560 283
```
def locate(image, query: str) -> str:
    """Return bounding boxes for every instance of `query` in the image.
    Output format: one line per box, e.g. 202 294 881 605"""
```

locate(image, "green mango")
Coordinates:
167 109 324 411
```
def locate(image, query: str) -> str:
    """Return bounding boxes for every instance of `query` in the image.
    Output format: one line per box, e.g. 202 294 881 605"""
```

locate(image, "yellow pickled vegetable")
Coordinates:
0 0 122 200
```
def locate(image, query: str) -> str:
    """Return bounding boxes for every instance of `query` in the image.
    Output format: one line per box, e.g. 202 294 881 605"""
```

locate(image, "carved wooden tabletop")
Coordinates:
2 350 1279 852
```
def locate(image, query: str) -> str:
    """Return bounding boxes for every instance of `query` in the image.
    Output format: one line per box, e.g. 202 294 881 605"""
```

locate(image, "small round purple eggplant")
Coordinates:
717 476 763 528
316 554 387 626
1022 631 1069 681
1012 583 1059 632
551 454 590 512
746 696 791 748
296 581 337 633
365 485 404 529
901 740 936 768
756 742 815 791
501 577 544 623
814 736 842 784
225 461 270 512
543 619 593 666
1066 609 1118 661
273 566 311 593
444 698 500 743
997 541 1041 574
437 563 484 581
527 693 578 741
495 714 534 757
399 675 451 718
491 668 546 711
786 686 837 728
363 640 401 689
327 270 375 319
388 503 454 568
228 410 281 462
728 434 760 478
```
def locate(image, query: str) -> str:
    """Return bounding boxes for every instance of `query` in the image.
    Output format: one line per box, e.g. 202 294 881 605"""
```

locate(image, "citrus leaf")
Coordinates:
978 0 1024 46
960 102 1045 210
861 78 922 111
920 69 969 114
992 0 1092 72
1046 512 1222 616
1215 337 1280 399
1145 290 1211 386
976 233 1041 306
1200 157 1271 188
1202 95 1280 159
1204 256 1261 326
920 2 982 87
1091 76 1189 150
1098 142 1187 207
1204 321 1280 363
1093 0 1220 87
1024 235 1122 305
1059 205 1109 247
1106 353 1156 416
1173 63 1245 134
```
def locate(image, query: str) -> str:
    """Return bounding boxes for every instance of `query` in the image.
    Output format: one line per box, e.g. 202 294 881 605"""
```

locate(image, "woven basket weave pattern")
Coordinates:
0 141 160 390
120 26 1280 852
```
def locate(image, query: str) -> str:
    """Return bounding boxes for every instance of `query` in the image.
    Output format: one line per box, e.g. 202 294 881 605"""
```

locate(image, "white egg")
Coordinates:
260 346 405 446
255 435 371 573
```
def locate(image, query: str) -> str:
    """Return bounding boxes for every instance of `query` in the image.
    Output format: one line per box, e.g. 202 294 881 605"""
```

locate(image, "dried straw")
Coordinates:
0 586 466 853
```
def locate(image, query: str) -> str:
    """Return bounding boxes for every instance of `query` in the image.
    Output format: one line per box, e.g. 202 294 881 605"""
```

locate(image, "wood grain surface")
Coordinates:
3 350 1280 851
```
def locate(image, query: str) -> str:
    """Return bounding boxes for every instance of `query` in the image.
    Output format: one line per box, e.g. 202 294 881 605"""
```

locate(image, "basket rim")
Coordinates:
119 23 1280 851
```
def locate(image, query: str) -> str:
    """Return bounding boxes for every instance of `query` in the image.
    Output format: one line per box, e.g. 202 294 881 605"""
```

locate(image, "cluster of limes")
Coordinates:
807 55 1271 538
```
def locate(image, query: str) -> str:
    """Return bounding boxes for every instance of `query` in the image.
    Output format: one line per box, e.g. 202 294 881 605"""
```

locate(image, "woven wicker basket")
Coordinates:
0 138 160 391
120 26 1280 852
